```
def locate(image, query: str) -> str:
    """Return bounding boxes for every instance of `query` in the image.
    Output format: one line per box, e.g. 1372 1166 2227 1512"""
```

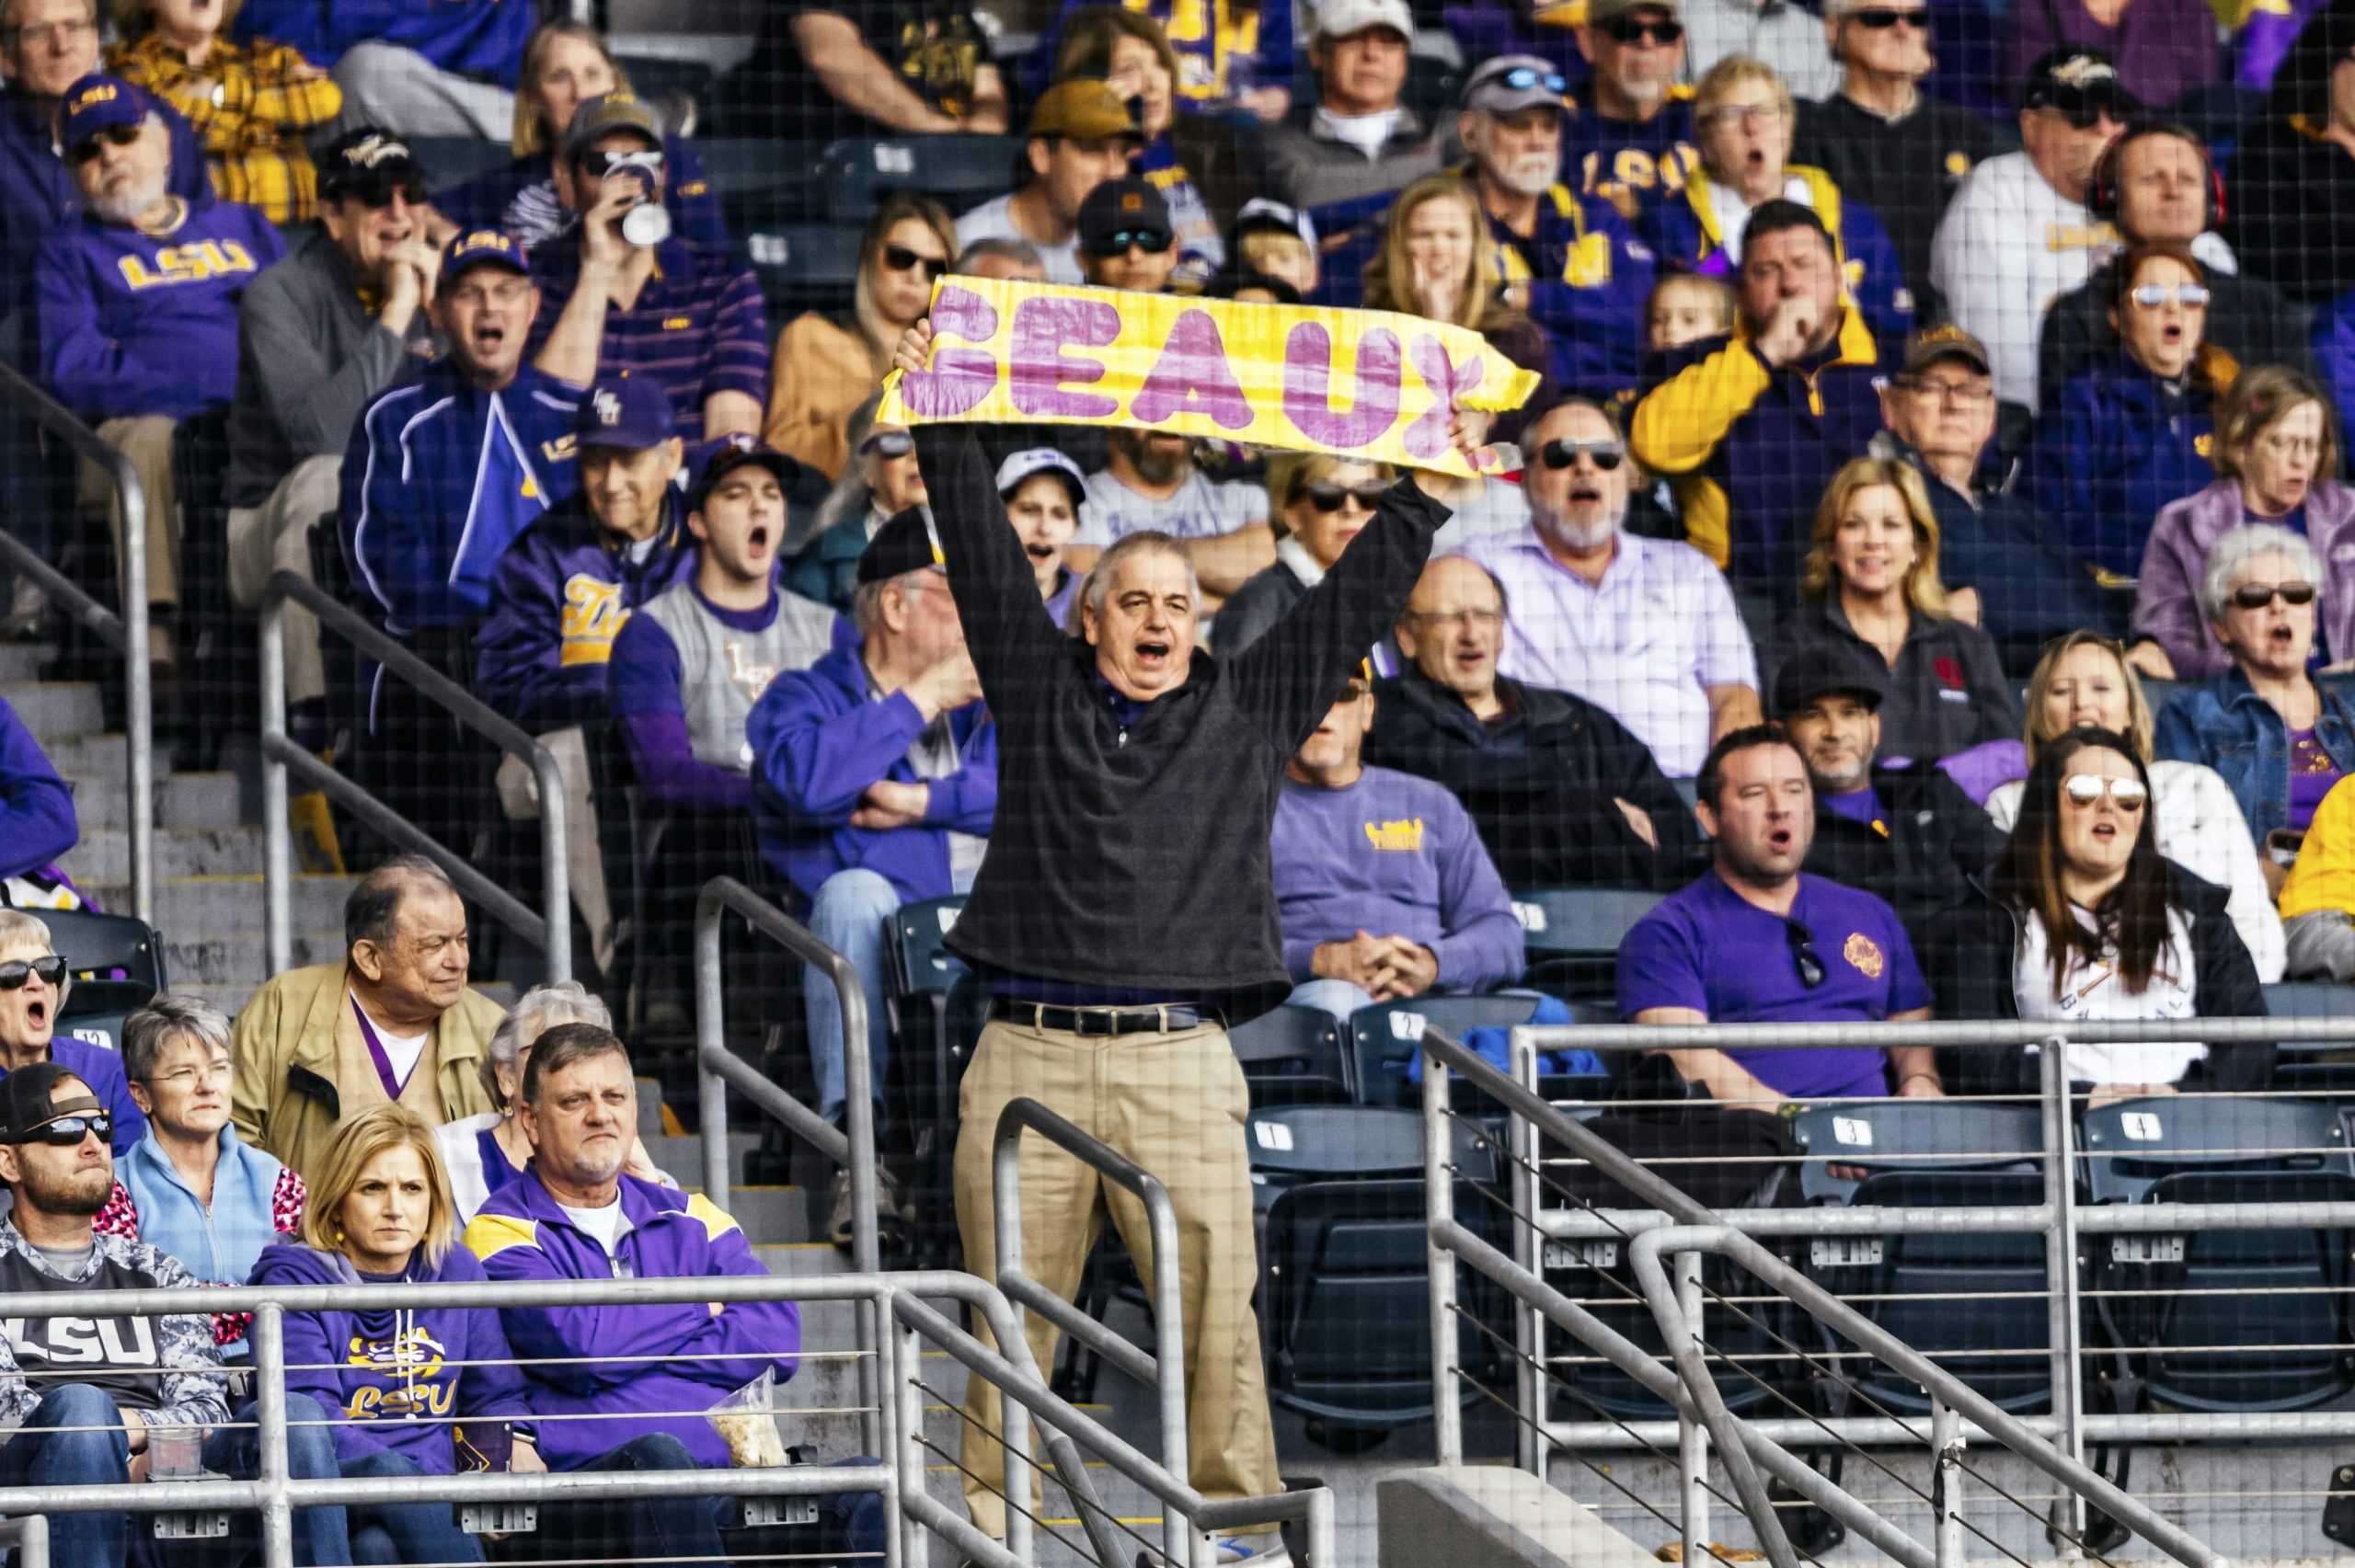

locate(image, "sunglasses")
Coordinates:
1785 920 1826 990
1600 15 1683 42
2039 100 2119 131
1847 6 1928 26
344 176 429 211
2130 283 2210 309
1302 481 1386 512
2231 579 2317 610
1484 65 1569 93
2062 773 2149 811
578 147 664 178
862 429 914 459
0 956 65 990
883 245 948 280
17 1112 110 1149
1088 228 1172 257
1538 440 1625 471
67 122 142 164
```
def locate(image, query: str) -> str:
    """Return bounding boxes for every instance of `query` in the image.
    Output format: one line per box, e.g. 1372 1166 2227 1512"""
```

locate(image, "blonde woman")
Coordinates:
1361 174 1552 431
1767 456 2016 761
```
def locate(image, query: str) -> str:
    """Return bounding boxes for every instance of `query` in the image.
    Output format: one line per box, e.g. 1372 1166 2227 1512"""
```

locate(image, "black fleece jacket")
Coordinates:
914 424 1447 1020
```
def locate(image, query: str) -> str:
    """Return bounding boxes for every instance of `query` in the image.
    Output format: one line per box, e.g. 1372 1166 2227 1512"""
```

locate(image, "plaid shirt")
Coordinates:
111 32 341 223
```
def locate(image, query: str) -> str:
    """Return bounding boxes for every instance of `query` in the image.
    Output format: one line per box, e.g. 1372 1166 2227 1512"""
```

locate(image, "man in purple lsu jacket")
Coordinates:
465 1024 881 1560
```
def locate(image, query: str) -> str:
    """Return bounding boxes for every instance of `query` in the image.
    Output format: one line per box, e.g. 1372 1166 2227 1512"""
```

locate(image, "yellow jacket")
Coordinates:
2280 776 2355 921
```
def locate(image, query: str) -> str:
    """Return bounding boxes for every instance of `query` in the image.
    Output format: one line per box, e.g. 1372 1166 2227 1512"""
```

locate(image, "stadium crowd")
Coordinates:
3 0 2355 1557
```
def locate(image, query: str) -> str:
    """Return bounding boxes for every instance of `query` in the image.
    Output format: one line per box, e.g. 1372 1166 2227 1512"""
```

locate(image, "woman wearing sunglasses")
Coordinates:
1767 456 2016 761
2155 523 2355 889
764 193 958 484
0 910 144 1157
2131 366 2355 681
1923 727 2269 1100
1213 452 1398 656
2028 242 2234 594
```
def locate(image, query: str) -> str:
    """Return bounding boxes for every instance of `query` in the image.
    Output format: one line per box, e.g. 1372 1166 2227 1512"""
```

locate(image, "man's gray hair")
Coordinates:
520 1022 630 1106
343 853 457 952
482 981 611 1108
121 993 232 1084
1080 532 1201 625
955 236 1041 272
2201 522 2324 622
852 566 944 637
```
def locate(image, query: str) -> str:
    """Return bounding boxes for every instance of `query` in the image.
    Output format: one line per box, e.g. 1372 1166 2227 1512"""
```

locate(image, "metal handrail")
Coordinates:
258 568 569 981
694 876 880 1449
994 1096 1192 1566
1420 1025 2229 1568
0 357 152 921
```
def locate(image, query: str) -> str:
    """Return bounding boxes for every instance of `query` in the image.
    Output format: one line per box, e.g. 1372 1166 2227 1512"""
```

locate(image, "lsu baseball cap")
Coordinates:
995 448 1087 509
442 228 528 282
1027 78 1145 142
1235 197 1317 248
1078 176 1173 254
562 89 663 161
59 75 144 149
0 1062 100 1145
2020 48 2137 120
693 433 801 512
858 507 948 584
577 376 677 451
1464 53 1571 115
1314 0 1414 40
318 128 424 201
1901 322 1993 379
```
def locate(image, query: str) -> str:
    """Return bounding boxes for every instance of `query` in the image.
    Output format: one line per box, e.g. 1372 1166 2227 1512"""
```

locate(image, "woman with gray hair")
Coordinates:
2156 523 2355 894
116 993 304 1354
432 982 666 1219
782 395 929 612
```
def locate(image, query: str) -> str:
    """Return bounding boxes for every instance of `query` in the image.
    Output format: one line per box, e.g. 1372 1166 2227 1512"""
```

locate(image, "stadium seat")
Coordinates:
1227 1004 1351 1107
2258 980 2355 1099
741 223 864 317
1348 994 1542 1106
1511 886 1664 1002
818 136 1025 223
416 137 532 198
1791 1102 2053 1414
886 894 968 1182
46 907 167 1057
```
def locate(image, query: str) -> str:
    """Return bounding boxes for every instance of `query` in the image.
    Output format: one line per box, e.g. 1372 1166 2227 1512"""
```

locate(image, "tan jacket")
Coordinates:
761 312 880 483
230 959 505 1184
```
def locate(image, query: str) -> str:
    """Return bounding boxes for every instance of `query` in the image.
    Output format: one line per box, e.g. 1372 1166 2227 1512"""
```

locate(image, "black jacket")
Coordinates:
1792 92 1996 313
1918 860 2272 1097
1766 597 2020 762
1362 666 1706 890
914 424 1445 1019
2036 259 2313 417
2223 115 2355 308
1801 762 2005 938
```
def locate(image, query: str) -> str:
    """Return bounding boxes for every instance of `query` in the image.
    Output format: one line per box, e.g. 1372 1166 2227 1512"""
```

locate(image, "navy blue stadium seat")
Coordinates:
45 907 167 1058
1511 886 1664 1003
819 136 1025 223
1227 1004 1350 1107
2259 980 2355 1098
416 137 530 197
1347 994 1542 1107
741 223 864 316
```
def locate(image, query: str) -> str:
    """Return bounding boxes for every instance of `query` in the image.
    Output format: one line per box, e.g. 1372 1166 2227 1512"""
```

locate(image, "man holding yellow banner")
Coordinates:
888 283 1524 1564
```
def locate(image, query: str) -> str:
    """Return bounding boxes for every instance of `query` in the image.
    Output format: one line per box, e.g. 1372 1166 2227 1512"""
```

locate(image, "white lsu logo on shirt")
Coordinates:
5 1314 158 1365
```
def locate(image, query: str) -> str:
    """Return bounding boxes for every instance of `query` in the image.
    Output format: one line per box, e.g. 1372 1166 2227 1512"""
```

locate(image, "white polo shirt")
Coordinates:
1457 527 1758 777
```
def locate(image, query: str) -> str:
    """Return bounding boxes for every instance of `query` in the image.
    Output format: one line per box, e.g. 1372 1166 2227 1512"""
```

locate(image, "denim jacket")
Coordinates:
2154 669 2355 842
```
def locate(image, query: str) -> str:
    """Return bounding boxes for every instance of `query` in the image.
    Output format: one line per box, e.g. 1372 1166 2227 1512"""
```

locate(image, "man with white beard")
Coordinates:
1456 55 1657 397
1459 396 1761 776
33 73 281 675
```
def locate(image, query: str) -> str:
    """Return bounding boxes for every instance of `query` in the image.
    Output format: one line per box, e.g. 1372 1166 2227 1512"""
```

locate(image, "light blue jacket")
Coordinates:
120 1124 291 1292
2154 670 2355 842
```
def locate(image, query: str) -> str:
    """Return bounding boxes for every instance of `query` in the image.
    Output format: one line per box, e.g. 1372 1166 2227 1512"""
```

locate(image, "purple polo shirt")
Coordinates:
1617 870 1932 1099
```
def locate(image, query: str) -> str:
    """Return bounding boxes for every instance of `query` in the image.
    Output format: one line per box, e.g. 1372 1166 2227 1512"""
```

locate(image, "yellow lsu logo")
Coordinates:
1363 818 1426 853
561 575 629 667
116 240 261 291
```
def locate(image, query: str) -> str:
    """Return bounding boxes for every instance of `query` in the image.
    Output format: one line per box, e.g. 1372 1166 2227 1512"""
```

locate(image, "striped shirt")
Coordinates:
111 32 341 224
523 233 768 446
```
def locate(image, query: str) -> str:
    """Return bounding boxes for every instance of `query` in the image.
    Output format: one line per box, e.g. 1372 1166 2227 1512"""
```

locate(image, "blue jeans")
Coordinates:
803 868 900 1127
533 1433 728 1567
200 1393 351 1564
339 1449 483 1564
1286 977 1378 1023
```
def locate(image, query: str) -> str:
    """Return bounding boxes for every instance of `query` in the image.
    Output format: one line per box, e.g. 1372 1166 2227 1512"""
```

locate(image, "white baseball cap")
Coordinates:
1315 0 1415 42
995 448 1088 506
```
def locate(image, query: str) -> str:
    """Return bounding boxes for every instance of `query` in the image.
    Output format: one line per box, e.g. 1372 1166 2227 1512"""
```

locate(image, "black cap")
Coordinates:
1077 177 1172 256
2020 48 2137 120
691 433 801 513
0 1062 96 1144
857 507 946 584
318 128 425 201
1771 646 1890 718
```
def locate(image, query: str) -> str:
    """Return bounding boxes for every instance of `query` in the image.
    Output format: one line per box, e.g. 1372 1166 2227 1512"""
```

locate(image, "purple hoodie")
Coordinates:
248 1241 534 1472
2131 477 2355 681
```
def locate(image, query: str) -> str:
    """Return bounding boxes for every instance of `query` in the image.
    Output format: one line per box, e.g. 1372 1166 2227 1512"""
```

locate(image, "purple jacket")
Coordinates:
461 1169 799 1471
2131 477 2355 681
0 695 75 882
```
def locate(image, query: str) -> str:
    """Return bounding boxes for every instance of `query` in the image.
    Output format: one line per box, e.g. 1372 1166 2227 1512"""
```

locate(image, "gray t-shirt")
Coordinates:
954 195 1083 285
1075 468 1268 547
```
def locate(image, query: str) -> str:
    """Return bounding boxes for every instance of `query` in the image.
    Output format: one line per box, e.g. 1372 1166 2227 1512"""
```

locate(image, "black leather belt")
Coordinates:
988 1000 1217 1036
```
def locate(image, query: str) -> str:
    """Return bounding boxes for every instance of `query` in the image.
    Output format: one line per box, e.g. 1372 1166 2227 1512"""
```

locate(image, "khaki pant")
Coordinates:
494 725 615 977
77 415 179 627
952 1016 1281 1540
226 452 339 706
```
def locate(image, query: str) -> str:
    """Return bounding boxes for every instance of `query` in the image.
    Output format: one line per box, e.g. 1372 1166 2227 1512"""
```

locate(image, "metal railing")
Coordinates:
0 358 152 922
258 568 569 981
993 1096 1192 1567
694 875 881 1447
1413 1020 2355 1565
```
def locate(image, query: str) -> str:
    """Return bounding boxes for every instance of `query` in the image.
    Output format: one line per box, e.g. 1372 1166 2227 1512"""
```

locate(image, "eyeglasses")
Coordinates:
1846 6 1929 27
1897 375 1993 405
1701 103 1784 131
1538 440 1625 471
17 1113 110 1149
1480 65 1569 94
862 429 914 459
66 123 141 165
2130 283 2210 309
146 1060 233 1091
1302 481 1386 512
7 17 94 47
0 956 65 990
1785 920 1826 990
1407 606 1505 631
1087 228 1172 257
578 147 664 178
2231 579 2317 610
2062 773 2149 811
882 245 948 280
1600 15 1683 43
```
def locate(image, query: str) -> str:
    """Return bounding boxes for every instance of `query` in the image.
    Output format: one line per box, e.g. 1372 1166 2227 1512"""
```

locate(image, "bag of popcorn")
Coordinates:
706 1368 791 1469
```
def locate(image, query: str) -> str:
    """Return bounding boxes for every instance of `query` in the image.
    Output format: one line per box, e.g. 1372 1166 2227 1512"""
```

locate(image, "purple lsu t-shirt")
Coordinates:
1616 871 1933 1099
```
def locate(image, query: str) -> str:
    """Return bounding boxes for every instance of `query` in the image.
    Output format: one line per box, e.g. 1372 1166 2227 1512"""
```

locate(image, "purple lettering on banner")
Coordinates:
1009 295 1122 418
1405 333 1487 461
897 285 1000 418
1130 308 1254 430
1281 323 1401 450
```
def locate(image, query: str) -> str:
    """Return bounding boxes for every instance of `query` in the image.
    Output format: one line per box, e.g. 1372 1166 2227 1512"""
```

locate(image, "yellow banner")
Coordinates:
876 277 1540 477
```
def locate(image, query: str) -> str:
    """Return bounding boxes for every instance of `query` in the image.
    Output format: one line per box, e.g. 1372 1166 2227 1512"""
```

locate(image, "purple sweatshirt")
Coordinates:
1269 766 1525 991
0 696 75 882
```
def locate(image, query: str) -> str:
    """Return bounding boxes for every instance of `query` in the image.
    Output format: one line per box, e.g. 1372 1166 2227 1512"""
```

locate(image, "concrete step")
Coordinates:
41 732 134 779
0 644 56 683
0 681 103 738
690 1184 811 1247
163 928 344 988
89 874 354 934
60 824 266 885
69 771 243 831
641 1128 762 1176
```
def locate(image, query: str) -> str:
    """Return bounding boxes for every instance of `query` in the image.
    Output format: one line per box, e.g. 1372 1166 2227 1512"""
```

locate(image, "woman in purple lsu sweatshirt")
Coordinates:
250 1105 535 1565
